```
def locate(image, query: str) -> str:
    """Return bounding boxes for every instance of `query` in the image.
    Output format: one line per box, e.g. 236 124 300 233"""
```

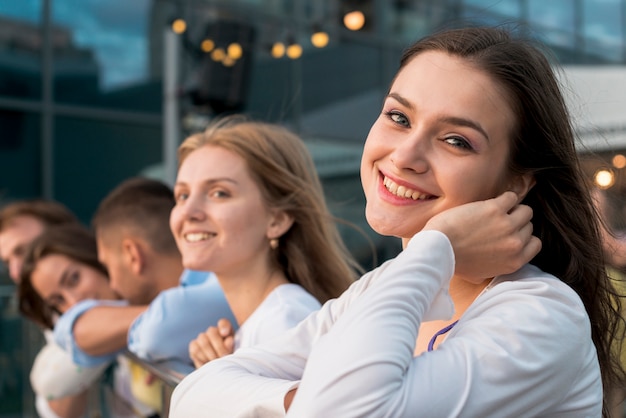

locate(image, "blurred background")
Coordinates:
2 0 626 416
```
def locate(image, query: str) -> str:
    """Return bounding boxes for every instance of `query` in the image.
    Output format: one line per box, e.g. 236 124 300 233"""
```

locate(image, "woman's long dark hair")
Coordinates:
401 27 624 416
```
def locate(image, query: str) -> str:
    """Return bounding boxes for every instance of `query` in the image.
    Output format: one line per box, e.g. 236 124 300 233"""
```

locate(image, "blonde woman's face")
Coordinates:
360 51 516 241
31 254 117 313
170 145 280 276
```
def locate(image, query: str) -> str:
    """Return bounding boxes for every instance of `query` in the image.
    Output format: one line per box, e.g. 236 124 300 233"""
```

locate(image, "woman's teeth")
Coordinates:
185 232 212 242
383 177 432 200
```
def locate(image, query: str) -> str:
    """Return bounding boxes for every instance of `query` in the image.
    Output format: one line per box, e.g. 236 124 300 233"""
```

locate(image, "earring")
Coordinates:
269 238 279 250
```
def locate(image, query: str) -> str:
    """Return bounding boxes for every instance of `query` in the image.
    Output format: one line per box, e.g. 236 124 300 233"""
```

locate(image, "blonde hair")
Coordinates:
178 116 360 302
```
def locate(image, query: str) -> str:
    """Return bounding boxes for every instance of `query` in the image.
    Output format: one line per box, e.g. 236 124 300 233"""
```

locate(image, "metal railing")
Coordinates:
122 352 194 416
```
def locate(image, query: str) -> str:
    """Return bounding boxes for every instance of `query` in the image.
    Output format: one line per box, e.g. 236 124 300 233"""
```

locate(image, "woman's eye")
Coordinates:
211 190 230 198
444 136 473 150
386 111 409 127
175 192 188 203
67 271 80 287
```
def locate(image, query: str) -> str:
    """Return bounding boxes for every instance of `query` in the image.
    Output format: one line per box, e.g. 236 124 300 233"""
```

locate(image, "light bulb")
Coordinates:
311 31 329 48
171 18 187 34
286 43 302 59
343 11 365 31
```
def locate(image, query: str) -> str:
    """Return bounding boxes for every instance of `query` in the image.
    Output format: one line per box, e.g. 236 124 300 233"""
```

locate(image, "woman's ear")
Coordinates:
267 210 295 241
508 173 536 202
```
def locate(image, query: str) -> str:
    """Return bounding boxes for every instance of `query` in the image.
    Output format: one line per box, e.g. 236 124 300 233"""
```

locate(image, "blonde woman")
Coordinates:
170 117 361 365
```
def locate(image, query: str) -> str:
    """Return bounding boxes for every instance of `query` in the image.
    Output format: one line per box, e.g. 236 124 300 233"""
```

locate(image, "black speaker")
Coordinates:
192 20 256 115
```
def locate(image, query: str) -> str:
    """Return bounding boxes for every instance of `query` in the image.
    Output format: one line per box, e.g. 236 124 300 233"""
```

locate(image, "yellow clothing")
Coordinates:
129 360 163 414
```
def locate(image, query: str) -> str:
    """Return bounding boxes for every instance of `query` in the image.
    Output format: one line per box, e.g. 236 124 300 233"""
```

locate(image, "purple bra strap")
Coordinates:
427 320 459 352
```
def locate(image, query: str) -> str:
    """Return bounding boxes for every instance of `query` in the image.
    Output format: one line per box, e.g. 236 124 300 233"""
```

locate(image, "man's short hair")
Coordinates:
0 199 78 232
92 177 178 255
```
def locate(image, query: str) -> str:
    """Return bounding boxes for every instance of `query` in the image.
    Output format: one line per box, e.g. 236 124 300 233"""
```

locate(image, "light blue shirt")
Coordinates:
54 270 235 368
128 271 236 365
53 299 126 367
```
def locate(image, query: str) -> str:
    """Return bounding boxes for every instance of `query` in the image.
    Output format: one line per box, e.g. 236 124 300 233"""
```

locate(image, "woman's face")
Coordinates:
361 51 517 242
170 145 280 275
31 254 117 313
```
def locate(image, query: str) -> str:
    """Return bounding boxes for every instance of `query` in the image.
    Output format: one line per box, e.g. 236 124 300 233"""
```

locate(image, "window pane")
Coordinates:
528 0 576 49
583 0 623 62
0 110 42 198
464 0 521 18
54 116 162 221
0 0 43 99
52 0 158 112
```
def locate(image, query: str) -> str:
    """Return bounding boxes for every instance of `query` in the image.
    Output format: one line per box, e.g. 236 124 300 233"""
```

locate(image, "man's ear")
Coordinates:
508 174 536 203
122 238 145 275
266 210 295 241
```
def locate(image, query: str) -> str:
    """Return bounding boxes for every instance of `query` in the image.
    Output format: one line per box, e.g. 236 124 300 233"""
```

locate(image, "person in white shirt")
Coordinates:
169 26 624 418
0 199 96 418
169 117 362 367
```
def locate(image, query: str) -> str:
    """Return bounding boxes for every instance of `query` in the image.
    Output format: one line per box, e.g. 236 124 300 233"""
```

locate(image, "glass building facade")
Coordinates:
1 0 626 416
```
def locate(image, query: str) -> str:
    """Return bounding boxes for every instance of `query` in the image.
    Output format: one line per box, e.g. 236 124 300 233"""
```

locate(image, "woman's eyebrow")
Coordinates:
59 267 71 286
387 92 415 111
387 92 489 141
438 116 490 142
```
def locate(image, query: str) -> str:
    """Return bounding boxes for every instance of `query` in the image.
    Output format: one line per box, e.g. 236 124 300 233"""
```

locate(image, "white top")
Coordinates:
235 283 321 350
169 230 602 418
31 330 108 400
32 331 108 418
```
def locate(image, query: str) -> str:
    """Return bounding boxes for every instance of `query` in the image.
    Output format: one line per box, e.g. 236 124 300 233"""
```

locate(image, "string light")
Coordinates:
171 18 187 34
201 39 215 53
612 154 626 169
211 47 226 62
286 41 302 59
311 25 329 48
271 42 285 58
595 168 615 189
227 42 243 60
343 10 365 31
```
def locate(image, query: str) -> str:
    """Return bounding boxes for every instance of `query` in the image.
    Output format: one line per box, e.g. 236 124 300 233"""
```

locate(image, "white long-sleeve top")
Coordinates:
169 230 602 417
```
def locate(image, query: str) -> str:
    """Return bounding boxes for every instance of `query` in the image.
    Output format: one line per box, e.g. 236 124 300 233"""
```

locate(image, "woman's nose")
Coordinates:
389 132 430 174
179 193 206 221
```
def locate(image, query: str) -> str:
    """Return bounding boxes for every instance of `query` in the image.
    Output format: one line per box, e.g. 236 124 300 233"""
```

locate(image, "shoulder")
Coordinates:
475 264 588 323
455 264 598 383
261 284 321 318
236 285 321 348
464 264 591 340
153 276 226 308
443 265 601 413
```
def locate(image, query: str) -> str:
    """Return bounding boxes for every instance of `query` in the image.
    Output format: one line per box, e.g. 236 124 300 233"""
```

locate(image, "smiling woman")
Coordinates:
169 26 624 418
169 116 362 367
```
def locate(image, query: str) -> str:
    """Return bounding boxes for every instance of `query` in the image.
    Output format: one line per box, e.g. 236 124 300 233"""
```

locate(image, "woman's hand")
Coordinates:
424 191 541 283
188 318 235 368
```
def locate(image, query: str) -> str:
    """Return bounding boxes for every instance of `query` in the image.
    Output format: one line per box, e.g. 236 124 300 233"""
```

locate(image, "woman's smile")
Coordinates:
381 172 437 202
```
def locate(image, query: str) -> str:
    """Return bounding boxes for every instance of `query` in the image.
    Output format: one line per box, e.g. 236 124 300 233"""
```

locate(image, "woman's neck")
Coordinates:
448 274 493 319
217 267 289 326
414 275 492 355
